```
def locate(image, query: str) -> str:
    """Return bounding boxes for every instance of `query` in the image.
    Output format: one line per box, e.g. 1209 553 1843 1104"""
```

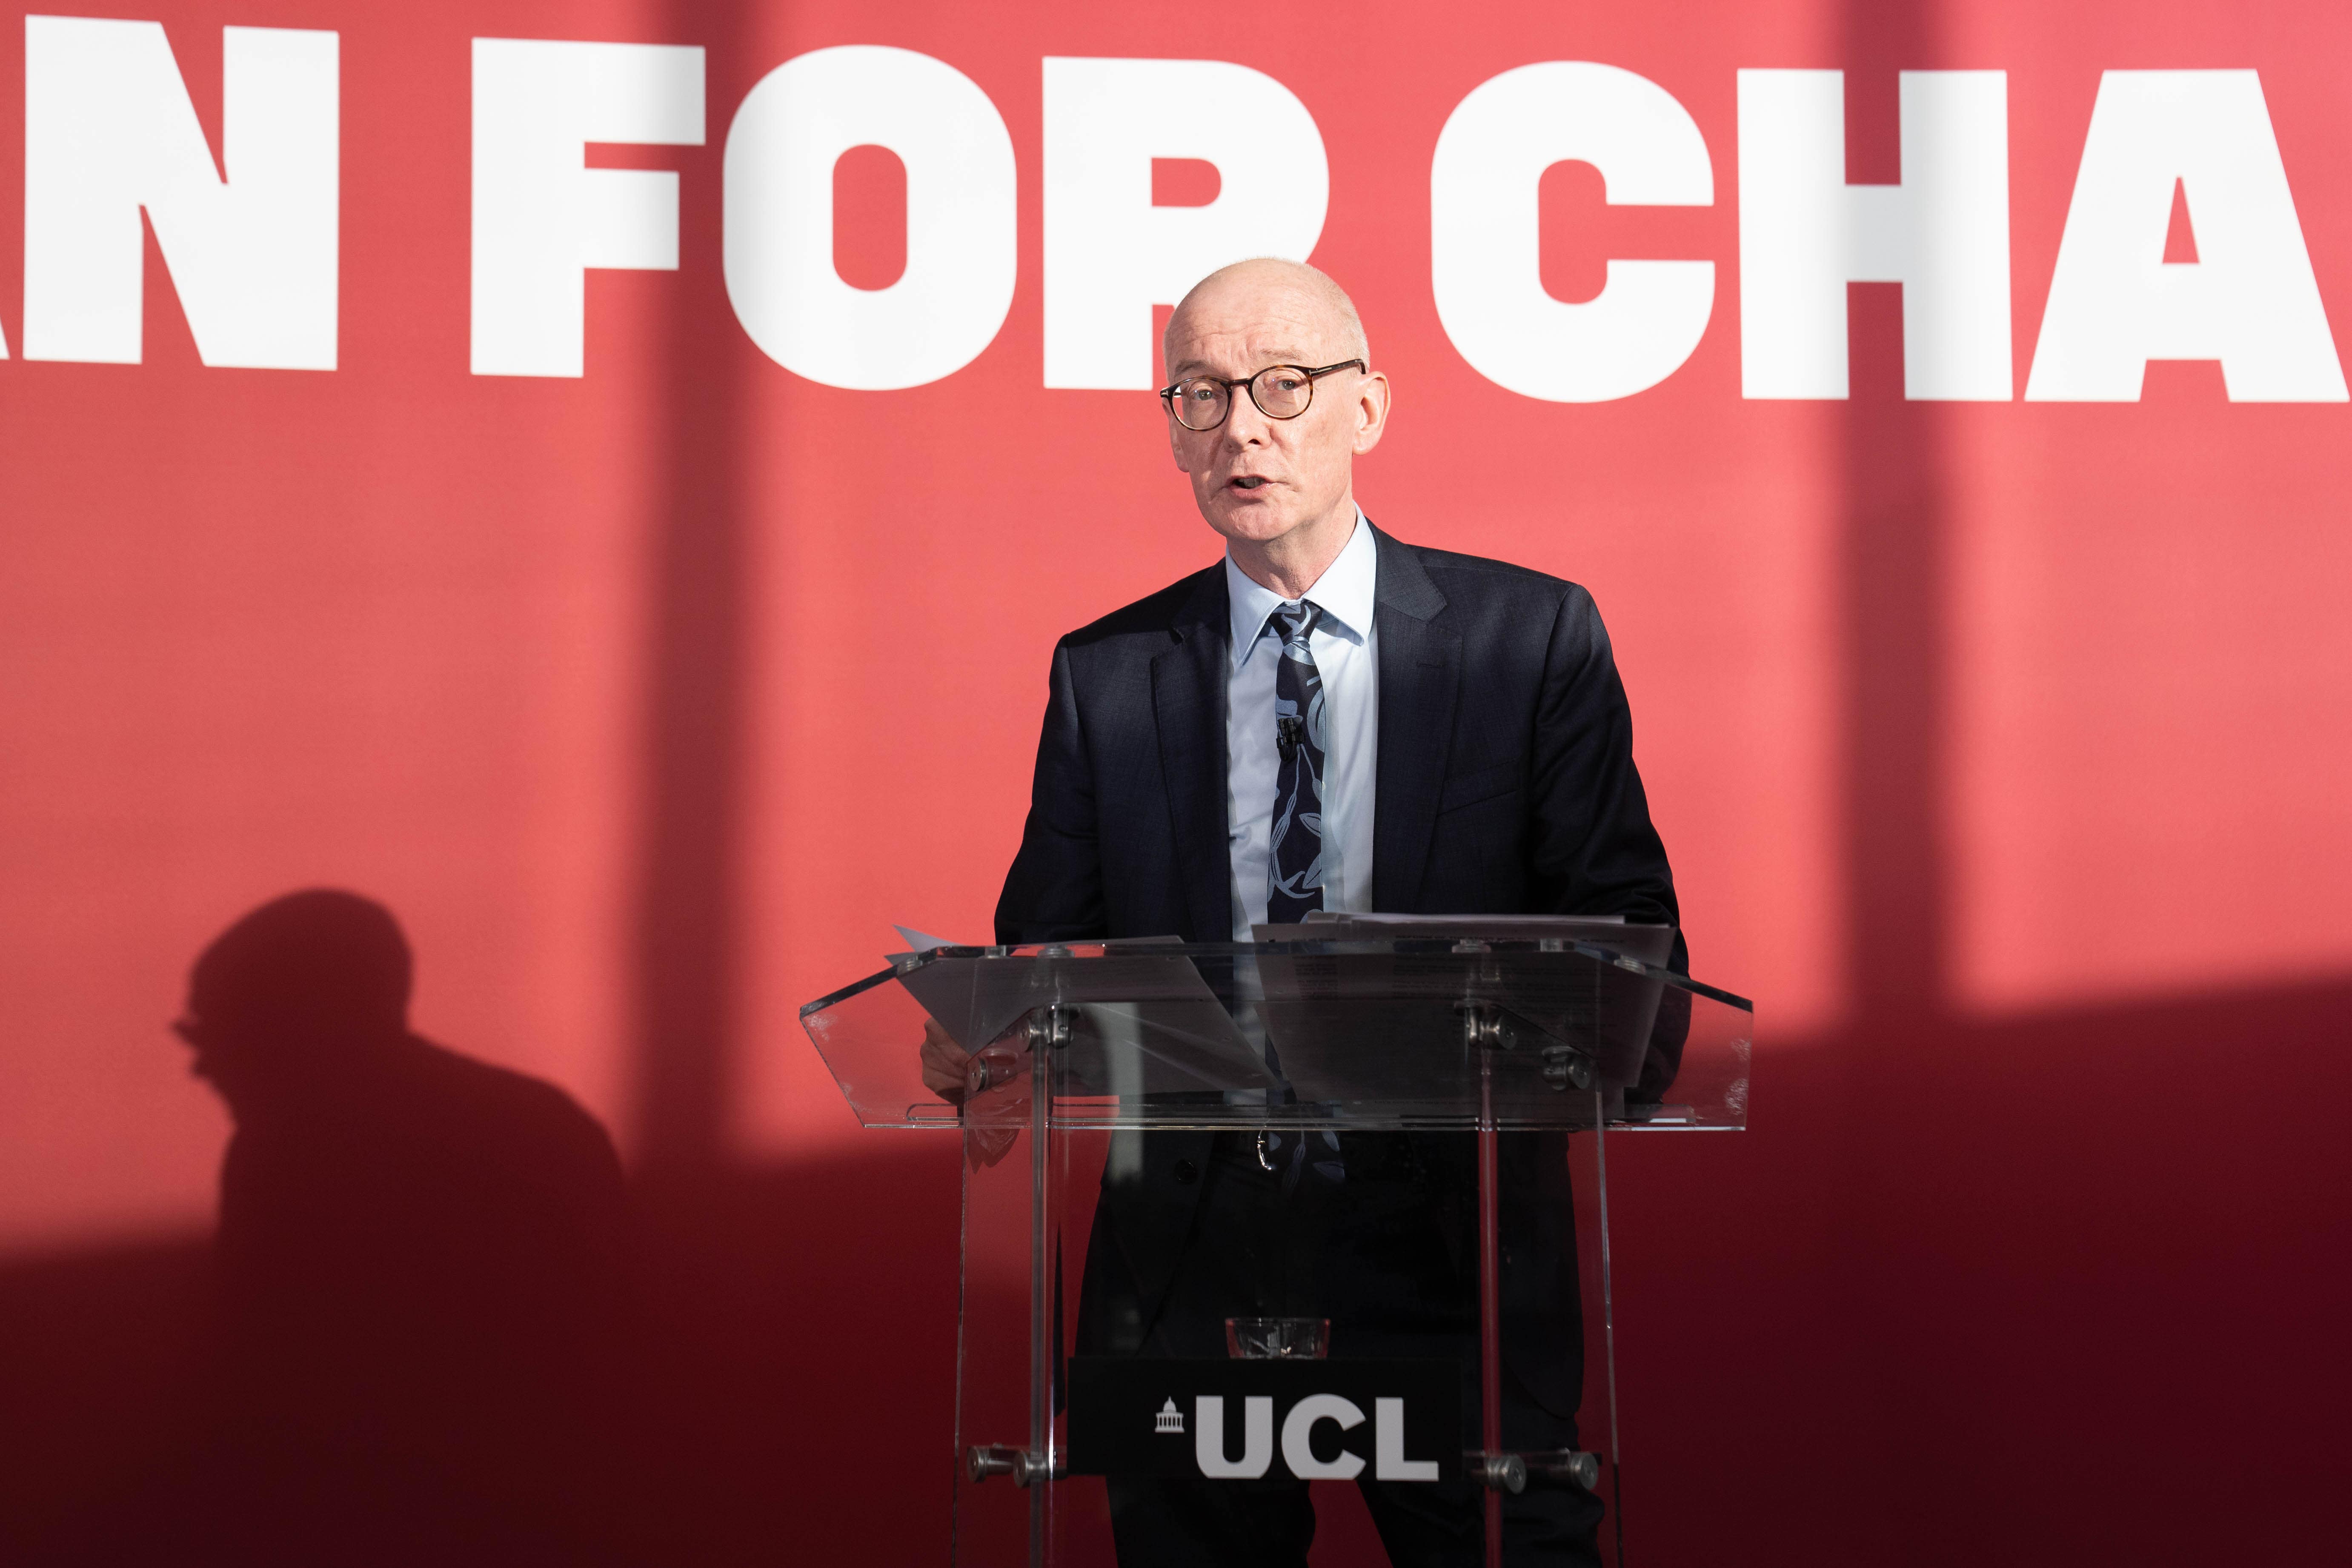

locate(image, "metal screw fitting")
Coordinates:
1024 1005 1073 1052
965 1445 1062 1486
1524 1449 1604 1491
1541 1045 1596 1091
1460 1003 1522 1052
1464 1451 1527 1494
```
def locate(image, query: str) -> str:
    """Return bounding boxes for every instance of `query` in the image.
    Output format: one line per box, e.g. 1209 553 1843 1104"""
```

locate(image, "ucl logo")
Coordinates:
1068 1360 1460 1482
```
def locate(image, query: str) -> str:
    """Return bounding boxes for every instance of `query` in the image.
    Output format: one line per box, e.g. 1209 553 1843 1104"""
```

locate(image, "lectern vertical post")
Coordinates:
1477 1047 1504 1568
1027 1013 1053 1567
1596 1112 1625 1568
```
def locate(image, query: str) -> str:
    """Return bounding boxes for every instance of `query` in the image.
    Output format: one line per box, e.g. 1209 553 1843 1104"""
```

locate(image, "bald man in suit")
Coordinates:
928 260 1682 1566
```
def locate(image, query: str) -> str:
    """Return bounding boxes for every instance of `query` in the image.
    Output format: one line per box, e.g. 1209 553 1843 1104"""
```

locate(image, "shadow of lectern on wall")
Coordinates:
801 925 1753 1567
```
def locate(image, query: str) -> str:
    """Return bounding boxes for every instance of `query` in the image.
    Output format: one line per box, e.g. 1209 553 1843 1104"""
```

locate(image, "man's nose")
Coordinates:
1222 392 1275 446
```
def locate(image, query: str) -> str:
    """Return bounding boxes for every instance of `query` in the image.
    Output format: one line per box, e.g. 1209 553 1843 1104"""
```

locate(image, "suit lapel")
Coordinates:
1371 526 1459 913
1150 567 1232 944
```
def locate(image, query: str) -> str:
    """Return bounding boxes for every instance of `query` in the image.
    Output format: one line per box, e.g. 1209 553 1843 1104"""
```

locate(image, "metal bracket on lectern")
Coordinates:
1458 1001 1523 1052
1465 1449 1600 1492
1464 1450 1528 1493
962 1005 1075 1097
1541 1044 1596 1092
1458 1002 1595 1091
1024 1005 1074 1053
967 1444 1062 1487
1522 1449 1604 1491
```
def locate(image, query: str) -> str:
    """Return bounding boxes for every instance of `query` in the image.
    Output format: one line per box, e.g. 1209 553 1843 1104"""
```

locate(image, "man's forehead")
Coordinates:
1171 344 1319 377
1168 295 1332 375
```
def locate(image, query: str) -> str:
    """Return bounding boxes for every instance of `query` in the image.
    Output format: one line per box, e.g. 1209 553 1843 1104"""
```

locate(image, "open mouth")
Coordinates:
1228 476 1270 492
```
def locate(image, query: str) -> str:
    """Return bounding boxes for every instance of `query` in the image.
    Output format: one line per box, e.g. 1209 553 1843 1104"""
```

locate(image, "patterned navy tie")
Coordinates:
1266 601 1328 924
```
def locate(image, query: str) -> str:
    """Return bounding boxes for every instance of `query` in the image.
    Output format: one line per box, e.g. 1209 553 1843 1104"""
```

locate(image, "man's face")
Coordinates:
1163 276 1388 549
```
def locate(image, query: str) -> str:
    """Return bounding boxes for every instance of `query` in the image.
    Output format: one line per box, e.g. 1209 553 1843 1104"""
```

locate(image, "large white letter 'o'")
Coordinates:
1432 62 1714 403
725 46 1016 390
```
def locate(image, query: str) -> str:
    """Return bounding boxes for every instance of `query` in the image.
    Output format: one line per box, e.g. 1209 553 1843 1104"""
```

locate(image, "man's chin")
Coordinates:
1204 504 1299 546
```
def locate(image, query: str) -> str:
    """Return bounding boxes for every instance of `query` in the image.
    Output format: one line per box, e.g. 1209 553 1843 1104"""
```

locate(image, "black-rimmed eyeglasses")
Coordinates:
1158 360 1366 432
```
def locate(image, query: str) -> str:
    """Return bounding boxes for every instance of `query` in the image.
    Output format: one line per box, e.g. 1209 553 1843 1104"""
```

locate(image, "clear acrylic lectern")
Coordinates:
801 922 1752 1567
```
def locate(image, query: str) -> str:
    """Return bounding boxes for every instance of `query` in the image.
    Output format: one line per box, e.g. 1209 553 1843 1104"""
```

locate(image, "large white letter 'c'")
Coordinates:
1431 62 1715 403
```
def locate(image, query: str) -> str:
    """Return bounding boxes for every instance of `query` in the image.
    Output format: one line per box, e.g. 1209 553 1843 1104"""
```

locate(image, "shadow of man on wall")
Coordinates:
153 889 632 1566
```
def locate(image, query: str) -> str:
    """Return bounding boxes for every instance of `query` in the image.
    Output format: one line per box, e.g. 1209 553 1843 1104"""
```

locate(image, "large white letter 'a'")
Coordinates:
23 17 339 369
2026 70 2346 402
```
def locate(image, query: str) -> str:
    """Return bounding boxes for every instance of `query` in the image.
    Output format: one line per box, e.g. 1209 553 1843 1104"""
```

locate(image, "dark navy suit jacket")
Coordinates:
993 521 1682 1414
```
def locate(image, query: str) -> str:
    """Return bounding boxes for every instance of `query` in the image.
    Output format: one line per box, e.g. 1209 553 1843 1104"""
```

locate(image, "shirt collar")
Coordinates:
1223 507 1377 670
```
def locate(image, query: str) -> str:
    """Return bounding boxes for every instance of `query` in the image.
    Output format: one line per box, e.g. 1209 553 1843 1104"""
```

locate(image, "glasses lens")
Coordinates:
1173 379 1229 430
1251 366 1314 419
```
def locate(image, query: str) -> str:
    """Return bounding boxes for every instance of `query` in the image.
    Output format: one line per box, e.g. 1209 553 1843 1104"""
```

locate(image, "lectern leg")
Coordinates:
1478 1052 1504 1568
1027 1028 1053 1568
1593 1093 1623 1568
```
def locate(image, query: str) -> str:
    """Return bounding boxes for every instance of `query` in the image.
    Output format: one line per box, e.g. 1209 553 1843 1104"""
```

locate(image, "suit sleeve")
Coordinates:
994 639 1109 944
1525 585 1688 967
1524 585 1692 1097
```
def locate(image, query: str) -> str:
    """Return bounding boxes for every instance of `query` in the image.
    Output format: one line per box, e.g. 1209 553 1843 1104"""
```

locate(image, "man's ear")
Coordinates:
1351 372 1393 455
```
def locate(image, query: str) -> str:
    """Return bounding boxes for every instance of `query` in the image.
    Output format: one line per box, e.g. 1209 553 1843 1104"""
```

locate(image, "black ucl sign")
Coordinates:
1064 1359 1461 1482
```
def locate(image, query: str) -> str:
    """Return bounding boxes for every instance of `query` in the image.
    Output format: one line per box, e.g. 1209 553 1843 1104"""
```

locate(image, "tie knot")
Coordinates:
1272 601 1322 648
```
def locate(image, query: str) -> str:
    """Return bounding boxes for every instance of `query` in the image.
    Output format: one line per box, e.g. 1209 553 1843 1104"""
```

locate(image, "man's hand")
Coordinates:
920 1017 973 1104
919 1017 1027 1169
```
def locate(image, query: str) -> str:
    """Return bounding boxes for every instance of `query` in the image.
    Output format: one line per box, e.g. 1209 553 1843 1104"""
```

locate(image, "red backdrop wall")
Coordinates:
2 0 2346 1561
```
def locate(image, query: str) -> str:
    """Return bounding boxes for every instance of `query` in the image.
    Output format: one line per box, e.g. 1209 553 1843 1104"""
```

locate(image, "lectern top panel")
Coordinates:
800 938 1753 1134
